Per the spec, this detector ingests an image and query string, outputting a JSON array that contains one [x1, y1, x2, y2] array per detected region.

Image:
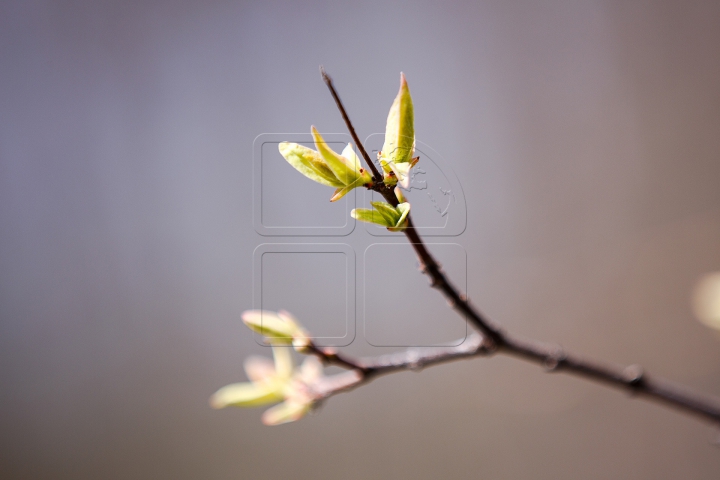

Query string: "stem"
[[320, 68, 720, 425], [501, 336, 720, 424], [320, 66, 382, 181], [306, 343, 369, 374], [312, 334, 490, 399]]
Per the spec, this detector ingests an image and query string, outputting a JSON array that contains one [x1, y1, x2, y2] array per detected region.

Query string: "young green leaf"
[[278, 142, 344, 187], [388, 202, 411, 232], [242, 310, 302, 344], [380, 73, 415, 188], [210, 381, 285, 409], [351, 202, 411, 231], [351, 208, 392, 227], [370, 201, 401, 225], [312, 126, 361, 186]]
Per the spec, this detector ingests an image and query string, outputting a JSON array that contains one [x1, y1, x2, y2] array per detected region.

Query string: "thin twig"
[[305, 343, 369, 374], [320, 66, 382, 181], [312, 332, 720, 425], [312, 334, 490, 399], [320, 67, 720, 425], [362, 333, 489, 376]]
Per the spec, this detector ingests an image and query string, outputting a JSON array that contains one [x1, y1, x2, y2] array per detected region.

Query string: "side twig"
[[320, 66, 382, 181], [320, 68, 720, 425], [309, 334, 490, 399]]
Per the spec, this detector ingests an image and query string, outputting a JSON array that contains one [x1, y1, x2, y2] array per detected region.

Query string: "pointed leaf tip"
[[209, 381, 284, 409], [381, 72, 415, 168], [311, 127, 362, 186], [278, 142, 343, 188], [241, 310, 299, 343]]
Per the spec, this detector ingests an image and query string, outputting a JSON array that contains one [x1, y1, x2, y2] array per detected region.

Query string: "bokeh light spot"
[[692, 272, 720, 330]]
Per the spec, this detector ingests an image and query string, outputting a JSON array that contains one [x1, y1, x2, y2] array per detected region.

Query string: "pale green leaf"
[[209, 381, 285, 409], [312, 126, 360, 186], [370, 201, 401, 225], [390, 161, 413, 189], [351, 208, 392, 227], [395, 202, 411, 225], [388, 202, 411, 232], [241, 310, 298, 343], [340, 144, 361, 172], [381, 72, 415, 167], [278, 142, 343, 187], [271, 344, 294, 380], [342, 144, 373, 184], [330, 184, 354, 203], [330, 176, 368, 202]]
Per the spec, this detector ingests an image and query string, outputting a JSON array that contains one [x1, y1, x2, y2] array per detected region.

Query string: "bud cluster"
[[278, 73, 419, 232], [210, 310, 322, 425]]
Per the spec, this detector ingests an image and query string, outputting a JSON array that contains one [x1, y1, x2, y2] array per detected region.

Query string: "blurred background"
[[2, 0, 720, 478]]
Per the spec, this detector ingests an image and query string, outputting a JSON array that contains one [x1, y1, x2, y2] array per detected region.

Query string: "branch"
[[309, 334, 490, 399], [321, 68, 720, 425], [319, 67, 382, 181]]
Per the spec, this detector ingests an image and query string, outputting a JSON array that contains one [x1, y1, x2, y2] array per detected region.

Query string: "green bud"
[[351, 201, 411, 232], [242, 310, 301, 344], [370, 201, 401, 225], [312, 126, 359, 186], [209, 345, 297, 410], [279, 129, 372, 202], [382, 170, 398, 186], [387, 202, 411, 232], [380, 73, 415, 189]]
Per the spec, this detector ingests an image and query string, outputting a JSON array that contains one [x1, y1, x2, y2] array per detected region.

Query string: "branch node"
[[623, 364, 645, 390], [543, 346, 566, 372], [407, 351, 422, 371]]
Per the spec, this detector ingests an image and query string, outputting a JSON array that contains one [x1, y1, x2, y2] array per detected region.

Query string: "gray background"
[[2, 0, 720, 478]]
